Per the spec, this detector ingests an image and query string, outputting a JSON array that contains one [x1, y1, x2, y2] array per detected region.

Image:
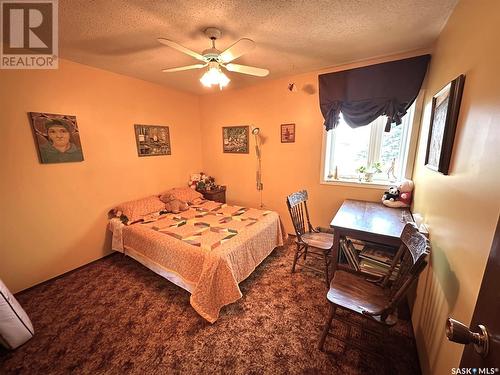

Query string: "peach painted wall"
[[198, 51, 428, 234], [0, 59, 202, 292], [410, 0, 500, 373]]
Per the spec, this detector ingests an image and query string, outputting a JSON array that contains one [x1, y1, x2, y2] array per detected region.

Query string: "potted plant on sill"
[[356, 162, 382, 182]]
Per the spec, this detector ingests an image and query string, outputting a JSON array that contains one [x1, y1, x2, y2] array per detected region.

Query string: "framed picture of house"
[[134, 125, 171, 157], [222, 126, 249, 153], [281, 123, 295, 143], [425, 74, 465, 175], [28, 112, 84, 164]]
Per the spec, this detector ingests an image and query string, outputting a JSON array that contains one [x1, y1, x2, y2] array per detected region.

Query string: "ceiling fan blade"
[[225, 63, 269, 77], [219, 38, 255, 63], [157, 38, 206, 62], [162, 64, 207, 73]]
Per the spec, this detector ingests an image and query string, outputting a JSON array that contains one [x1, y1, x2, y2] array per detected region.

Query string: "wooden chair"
[[286, 190, 333, 287], [318, 222, 430, 351]]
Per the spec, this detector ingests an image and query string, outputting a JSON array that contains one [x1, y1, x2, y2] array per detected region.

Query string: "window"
[[322, 103, 416, 185]]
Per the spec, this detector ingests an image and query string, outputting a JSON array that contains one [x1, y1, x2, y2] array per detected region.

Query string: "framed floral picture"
[[29, 112, 84, 164], [134, 125, 171, 157], [281, 123, 295, 143], [222, 126, 249, 153], [425, 74, 465, 174]]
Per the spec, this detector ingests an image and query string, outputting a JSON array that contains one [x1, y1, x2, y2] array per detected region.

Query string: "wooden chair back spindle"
[[286, 190, 313, 240]]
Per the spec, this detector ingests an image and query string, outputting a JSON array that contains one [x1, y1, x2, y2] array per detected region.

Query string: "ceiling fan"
[[158, 27, 269, 89]]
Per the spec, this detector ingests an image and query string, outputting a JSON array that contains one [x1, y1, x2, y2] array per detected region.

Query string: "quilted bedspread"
[[120, 202, 286, 323]]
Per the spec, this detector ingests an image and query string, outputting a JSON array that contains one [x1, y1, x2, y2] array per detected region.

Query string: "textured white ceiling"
[[59, 0, 458, 94]]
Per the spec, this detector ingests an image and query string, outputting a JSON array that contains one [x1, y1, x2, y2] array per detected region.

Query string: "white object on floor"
[[109, 217, 125, 252], [0, 279, 34, 349]]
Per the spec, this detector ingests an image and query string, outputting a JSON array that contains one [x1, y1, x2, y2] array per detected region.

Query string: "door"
[[446, 216, 500, 370]]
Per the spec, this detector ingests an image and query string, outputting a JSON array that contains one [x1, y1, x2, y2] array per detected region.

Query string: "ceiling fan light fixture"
[[216, 71, 230, 89], [159, 28, 267, 89], [200, 63, 230, 89]]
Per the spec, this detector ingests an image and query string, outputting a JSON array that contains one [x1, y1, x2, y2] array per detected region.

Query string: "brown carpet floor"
[[0, 243, 421, 374]]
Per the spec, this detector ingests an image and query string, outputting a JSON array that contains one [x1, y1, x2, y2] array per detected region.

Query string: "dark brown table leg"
[[330, 228, 341, 279]]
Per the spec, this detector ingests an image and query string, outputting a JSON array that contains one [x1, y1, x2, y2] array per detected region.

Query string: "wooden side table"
[[330, 199, 412, 274], [197, 186, 226, 203]]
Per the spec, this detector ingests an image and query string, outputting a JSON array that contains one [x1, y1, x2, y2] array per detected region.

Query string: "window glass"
[[323, 103, 415, 183], [332, 119, 370, 178], [380, 124, 403, 167]]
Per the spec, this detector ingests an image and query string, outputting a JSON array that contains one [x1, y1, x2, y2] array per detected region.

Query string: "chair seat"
[[327, 271, 389, 315], [299, 232, 334, 250]]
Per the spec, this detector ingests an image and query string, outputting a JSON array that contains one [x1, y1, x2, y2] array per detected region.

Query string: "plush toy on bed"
[[162, 194, 189, 214], [382, 179, 414, 208]]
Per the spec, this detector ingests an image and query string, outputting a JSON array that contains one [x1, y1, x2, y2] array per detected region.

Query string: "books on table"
[[340, 238, 360, 271], [359, 246, 394, 266], [339, 237, 398, 277]]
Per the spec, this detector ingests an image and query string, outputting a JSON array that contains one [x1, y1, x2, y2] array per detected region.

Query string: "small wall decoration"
[[222, 126, 249, 153], [425, 74, 465, 174], [134, 125, 171, 157], [281, 123, 296, 143], [29, 112, 84, 164]]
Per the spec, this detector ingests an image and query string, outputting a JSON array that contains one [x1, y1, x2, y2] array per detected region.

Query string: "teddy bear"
[[164, 199, 188, 214], [162, 194, 189, 214], [382, 179, 414, 208], [382, 186, 400, 202]]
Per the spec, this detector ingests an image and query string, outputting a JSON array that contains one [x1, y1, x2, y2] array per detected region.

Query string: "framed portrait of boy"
[[29, 112, 84, 164]]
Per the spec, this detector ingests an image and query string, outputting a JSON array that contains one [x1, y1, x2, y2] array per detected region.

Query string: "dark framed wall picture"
[[425, 74, 465, 175], [134, 124, 171, 157], [222, 126, 249, 153], [29, 112, 84, 164], [281, 123, 295, 143]]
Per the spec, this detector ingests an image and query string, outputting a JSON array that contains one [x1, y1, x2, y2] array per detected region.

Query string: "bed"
[[109, 200, 285, 323]]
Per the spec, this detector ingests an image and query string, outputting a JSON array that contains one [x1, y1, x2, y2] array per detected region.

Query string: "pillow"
[[113, 195, 165, 225], [158, 191, 175, 203], [160, 187, 203, 205], [0, 278, 34, 349]]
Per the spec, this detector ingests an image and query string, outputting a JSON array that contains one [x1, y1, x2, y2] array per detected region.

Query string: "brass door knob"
[[446, 317, 489, 357]]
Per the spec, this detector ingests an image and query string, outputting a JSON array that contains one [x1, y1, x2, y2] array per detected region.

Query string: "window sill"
[[320, 178, 390, 189]]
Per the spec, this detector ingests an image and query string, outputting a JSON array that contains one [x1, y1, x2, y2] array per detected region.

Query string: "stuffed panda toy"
[[382, 186, 400, 202], [382, 180, 414, 208]]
